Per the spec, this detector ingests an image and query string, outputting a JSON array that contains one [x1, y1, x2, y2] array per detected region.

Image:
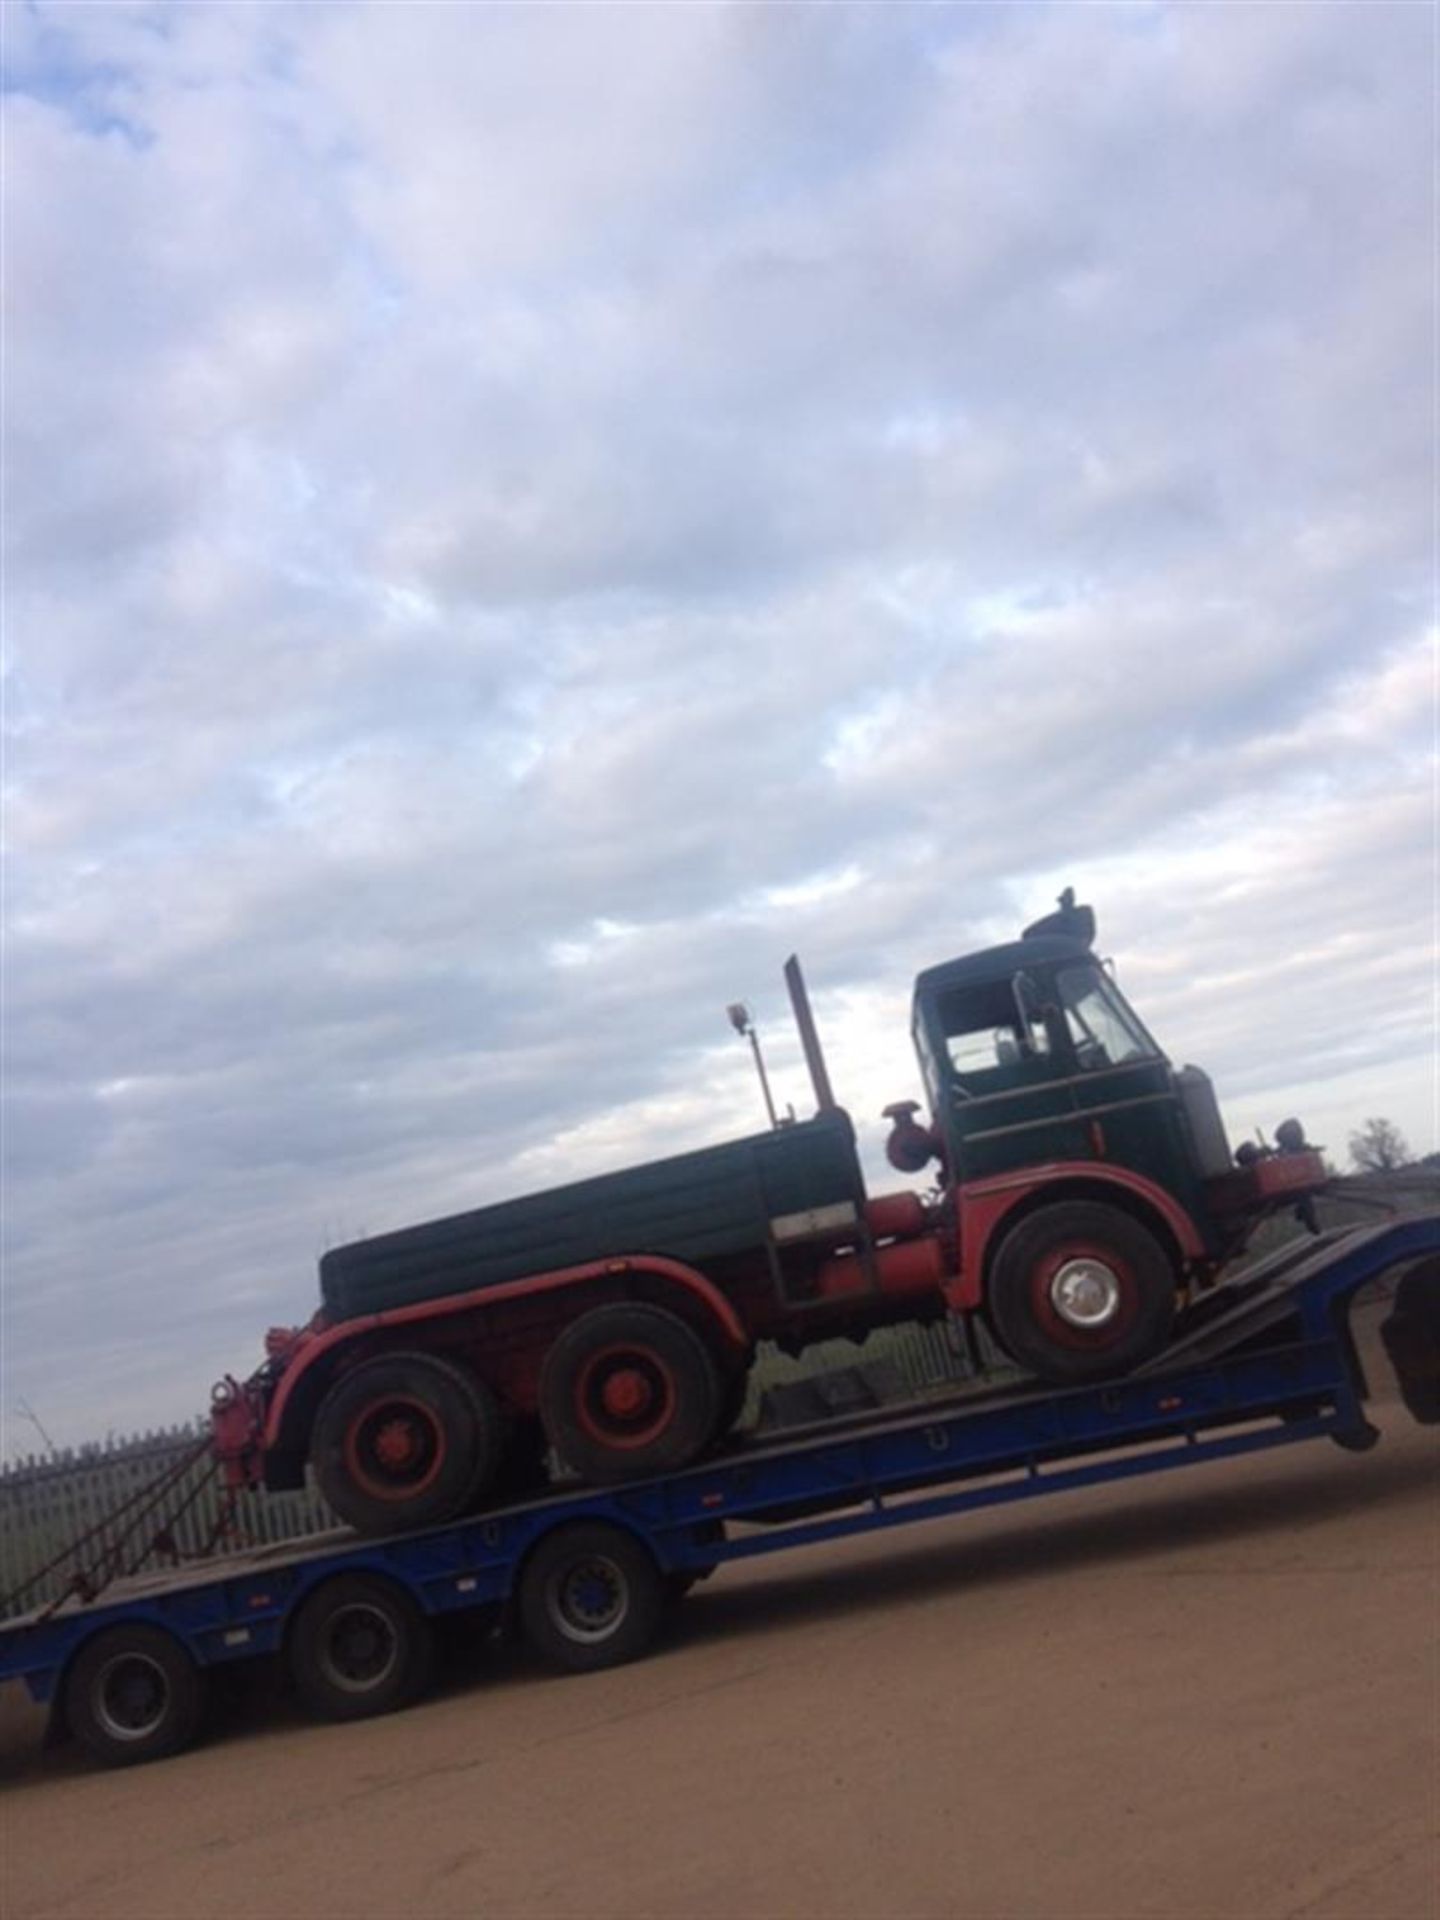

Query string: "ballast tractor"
[[212, 891, 1327, 1535]]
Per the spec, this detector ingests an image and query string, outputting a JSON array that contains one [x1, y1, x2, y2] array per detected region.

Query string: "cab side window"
[[938, 980, 1052, 1095]]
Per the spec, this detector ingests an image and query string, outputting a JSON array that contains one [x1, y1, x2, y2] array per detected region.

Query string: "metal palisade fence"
[[0, 1420, 336, 1622]]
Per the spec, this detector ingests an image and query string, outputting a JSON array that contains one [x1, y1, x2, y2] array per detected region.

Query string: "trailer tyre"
[[540, 1304, 721, 1483], [518, 1521, 666, 1673], [64, 1623, 207, 1767], [989, 1201, 1176, 1384], [1380, 1257, 1440, 1424], [313, 1350, 503, 1535], [289, 1573, 434, 1722]]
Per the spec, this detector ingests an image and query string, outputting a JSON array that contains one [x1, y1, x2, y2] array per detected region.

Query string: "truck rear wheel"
[[64, 1623, 207, 1767], [518, 1521, 666, 1672], [289, 1573, 434, 1721], [540, 1303, 721, 1484], [313, 1350, 503, 1535], [988, 1201, 1175, 1384]]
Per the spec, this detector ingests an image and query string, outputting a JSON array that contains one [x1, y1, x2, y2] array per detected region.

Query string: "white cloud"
[[3, 1, 1433, 1450]]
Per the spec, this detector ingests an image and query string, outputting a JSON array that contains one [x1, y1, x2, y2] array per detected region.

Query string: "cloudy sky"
[[3, 1, 1434, 1454]]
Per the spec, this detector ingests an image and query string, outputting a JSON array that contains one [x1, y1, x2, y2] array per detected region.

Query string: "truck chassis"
[[3, 1217, 1435, 1768]]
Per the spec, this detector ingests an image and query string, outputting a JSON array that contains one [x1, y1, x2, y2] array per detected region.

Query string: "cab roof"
[[913, 934, 1097, 1006]]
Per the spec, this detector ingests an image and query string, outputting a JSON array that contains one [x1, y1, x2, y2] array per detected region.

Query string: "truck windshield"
[[1056, 967, 1158, 1070]]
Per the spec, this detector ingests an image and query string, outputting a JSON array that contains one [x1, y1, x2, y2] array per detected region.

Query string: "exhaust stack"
[[784, 955, 838, 1115]]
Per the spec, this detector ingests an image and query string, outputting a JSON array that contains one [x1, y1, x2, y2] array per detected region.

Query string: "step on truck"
[[4, 1219, 1437, 1768], [211, 891, 1331, 1536]]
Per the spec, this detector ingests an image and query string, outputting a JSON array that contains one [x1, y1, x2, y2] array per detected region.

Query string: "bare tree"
[[1348, 1117, 1410, 1174]]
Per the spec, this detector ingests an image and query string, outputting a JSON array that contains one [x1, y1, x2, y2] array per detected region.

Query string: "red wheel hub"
[[574, 1344, 678, 1450], [600, 1368, 651, 1420], [343, 1395, 447, 1500], [1030, 1241, 1138, 1349], [373, 1417, 423, 1469]]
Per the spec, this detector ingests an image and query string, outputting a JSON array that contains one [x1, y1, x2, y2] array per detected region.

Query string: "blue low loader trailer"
[[3, 1217, 1437, 1769]]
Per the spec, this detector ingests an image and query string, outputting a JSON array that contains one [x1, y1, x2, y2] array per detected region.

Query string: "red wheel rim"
[[342, 1395, 448, 1501], [572, 1342, 679, 1451], [1026, 1241, 1140, 1351]]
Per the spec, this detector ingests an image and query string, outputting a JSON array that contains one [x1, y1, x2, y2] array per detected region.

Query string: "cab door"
[[926, 974, 1088, 1183]]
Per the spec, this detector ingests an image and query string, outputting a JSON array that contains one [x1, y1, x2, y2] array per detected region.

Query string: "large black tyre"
[[988, 1201, 1176, 1384], [288, 1572, 435, 1722], [539, 1304, 722, 1484], [312, 1350, 504, 1535], [63, 1623, 207, 1767], [1381, 1256, 1440, 1424], [518, 1521, 666, 1673]]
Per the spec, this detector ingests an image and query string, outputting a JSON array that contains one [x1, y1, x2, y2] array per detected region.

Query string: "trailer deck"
[[3, 1216, 1435, 1766]]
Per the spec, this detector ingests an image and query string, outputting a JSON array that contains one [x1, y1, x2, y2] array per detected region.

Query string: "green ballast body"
[[318, 1107, 865, 1321]]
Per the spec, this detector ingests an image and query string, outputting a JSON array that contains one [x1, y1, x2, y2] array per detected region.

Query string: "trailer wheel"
[[1380, 1257, 1440, 1424], [313, 1350, 503, 1535], [988, 1201, 1175, 1384], [540, 1303, 721, 1483], [518, 1521, 665, 1673], [63, 1624, 207, 1767], [289, 1573, 434, 1722]]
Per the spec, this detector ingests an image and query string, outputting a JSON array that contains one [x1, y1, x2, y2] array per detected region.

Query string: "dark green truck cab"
[[912, 933, 1227, 1257]]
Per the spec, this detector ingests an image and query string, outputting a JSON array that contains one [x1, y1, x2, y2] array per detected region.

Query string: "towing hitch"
[[210, 1375, 267, 1490]]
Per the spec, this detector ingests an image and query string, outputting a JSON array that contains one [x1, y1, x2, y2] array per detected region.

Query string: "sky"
[[2, 0, 1435, 1455]]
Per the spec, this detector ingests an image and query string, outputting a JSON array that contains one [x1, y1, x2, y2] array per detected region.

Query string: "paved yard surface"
[[1, 1313, 1435, 1920]]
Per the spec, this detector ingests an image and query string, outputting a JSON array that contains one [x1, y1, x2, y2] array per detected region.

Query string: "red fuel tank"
[[813, 1229, 947, 1307], [864, 1190, 928, 1242]]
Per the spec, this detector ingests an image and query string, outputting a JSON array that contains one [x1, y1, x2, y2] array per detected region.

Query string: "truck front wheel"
[[313, 1351, 503, 1535], [540, 1304, 721, 1484], [988, 1202, 1176, 1384]]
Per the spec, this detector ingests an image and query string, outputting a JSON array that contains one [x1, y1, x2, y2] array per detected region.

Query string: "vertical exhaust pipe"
[[784, 955, 838, 1114]]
